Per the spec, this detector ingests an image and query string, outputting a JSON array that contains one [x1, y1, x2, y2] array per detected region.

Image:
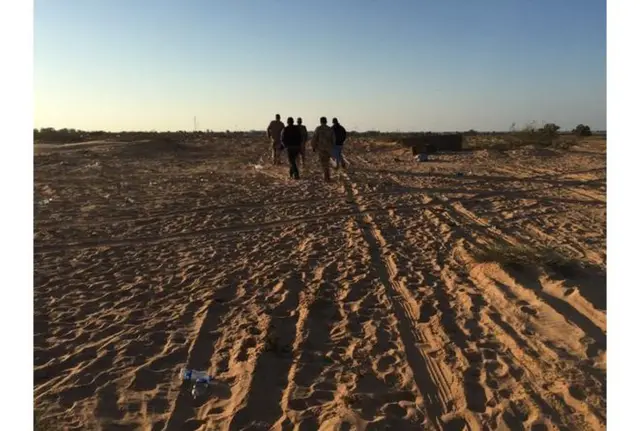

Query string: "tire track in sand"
[[495, 163, 605, 204], [417, 196, 605, 430], [274, 262, 341, 430], [340, 171, 462, 430], [160, 286, 242, 431], [227, 243, 333, 429], [34, 202, 439, 253], [417, 207, 582, 429], [404, 174, 606, 353], [441, 198, 606, 355], [371, 167, 604, 428], [194, 231, 337, 430], [425, 193, 606, 359], [161, 257, 291, 431], [355, 182, 560, 428]]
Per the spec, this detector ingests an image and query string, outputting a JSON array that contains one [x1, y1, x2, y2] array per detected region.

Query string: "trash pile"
[[181, 369, 213, 400]]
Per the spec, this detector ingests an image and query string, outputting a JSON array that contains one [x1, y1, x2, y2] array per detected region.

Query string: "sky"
[[34, 0, 606, 132]]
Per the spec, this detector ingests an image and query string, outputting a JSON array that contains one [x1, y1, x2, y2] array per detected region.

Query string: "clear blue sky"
[[34, 0, 606, 132]]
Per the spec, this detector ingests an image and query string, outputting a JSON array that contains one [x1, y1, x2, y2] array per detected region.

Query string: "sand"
[[34, 135, 606, 430]]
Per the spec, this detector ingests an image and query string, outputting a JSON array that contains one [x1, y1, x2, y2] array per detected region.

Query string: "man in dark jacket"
[[331, 117, 347, 169], [282, 117, 303, 179]]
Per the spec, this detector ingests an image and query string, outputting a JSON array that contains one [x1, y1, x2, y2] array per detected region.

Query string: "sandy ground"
[[34, 136, 606, 431]]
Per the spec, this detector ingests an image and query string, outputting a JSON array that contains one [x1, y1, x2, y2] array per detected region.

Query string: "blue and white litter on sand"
[[414, 153, 428, 162], [181, 369, 214, 399]]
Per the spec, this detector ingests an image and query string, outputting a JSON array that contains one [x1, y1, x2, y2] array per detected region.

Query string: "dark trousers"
[[286, 146, 301, 179], [333, 144, 345, 168], [299, 143, 306, 166]]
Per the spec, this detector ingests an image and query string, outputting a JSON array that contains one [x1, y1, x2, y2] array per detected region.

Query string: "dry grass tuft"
[[474, 243, 588, 277], [34, 408, 60, 431], [465, 135, 580, 152]]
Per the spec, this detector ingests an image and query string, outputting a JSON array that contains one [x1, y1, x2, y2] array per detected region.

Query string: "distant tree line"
[[34, 127, 102, 143], [33, 128, 273, 144], [33, 123, 602, 144]]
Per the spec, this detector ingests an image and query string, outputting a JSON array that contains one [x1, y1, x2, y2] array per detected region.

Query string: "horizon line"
[[34, 127, 607, 134]]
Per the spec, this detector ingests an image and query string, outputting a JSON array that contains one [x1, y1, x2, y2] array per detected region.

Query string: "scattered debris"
[[181, 369, 214, 400], [474, 148, 507, 159], [191, 378, 210, 399]]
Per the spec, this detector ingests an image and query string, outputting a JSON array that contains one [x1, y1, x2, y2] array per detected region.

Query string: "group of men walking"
[[267, 114, 347, 182]]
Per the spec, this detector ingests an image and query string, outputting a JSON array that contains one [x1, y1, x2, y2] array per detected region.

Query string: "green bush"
[[572, 124, 593, 136]]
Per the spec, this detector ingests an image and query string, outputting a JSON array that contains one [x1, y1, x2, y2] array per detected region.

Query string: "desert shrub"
[[473, 242, 591, 277], [506, 122, 566, 148], [513, 122, 558, 146], [551, 136, 579, 150], [464, 122, 568, 151], [539, 123, 560, 136], [572, 124, 593, 137]]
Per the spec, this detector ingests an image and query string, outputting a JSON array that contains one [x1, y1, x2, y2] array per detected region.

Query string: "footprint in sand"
[[517, 300, 538, 316]]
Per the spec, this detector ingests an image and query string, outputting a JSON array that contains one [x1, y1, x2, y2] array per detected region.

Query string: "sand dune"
[[34, 135, 606, 430]]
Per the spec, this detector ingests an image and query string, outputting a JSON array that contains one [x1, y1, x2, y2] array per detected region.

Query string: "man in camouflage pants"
[[310, 117, 336, 182], [267, 114, 285, 165]]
